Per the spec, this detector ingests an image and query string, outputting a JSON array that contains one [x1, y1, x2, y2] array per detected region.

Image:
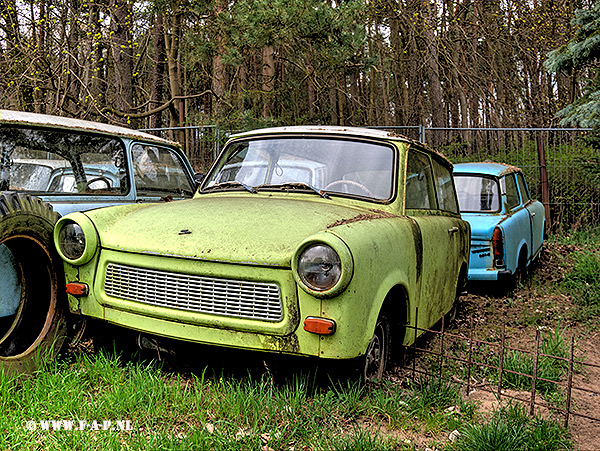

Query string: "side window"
[[504, 174, 520, 209], [432, 158, 459, 214], [132, 144, 195, 196], [405, 150, 435, 209], [516, 173, 531, 203]]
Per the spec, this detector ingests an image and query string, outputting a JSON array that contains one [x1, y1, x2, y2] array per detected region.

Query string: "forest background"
[[0, 0, 590, 131]]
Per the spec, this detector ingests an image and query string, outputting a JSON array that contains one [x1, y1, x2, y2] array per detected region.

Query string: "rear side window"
[[405, 150, 435, 209], [503, 174, 520, 209], [432, 158, 458, 214], [516, 172, 531, 203]]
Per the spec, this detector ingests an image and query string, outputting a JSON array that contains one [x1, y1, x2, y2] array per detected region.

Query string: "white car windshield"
[[454, 174, 501, 212], [205, 137, 395, 201]]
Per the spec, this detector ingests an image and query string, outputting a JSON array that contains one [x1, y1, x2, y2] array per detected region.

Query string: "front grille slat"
[[104, 263, 283, 322]]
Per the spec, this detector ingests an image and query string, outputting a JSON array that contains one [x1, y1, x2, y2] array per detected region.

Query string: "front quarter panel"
[[317, 216, 419, 358]]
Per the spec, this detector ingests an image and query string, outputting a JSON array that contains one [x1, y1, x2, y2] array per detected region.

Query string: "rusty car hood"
[[85, 194, 382, 267]]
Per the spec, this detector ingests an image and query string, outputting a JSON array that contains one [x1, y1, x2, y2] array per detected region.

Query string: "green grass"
[[0, 350, 444, 450], [446, 403, 571, 451], [1, 347, 557, 451]]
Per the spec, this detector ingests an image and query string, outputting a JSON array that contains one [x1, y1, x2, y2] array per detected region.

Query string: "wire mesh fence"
[[399, 308, 600, 429], [145, 125, 597, 231]]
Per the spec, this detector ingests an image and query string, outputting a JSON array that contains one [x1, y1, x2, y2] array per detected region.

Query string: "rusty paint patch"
[[326, 209, 400, 228], [499, 164, 522, 177], [478, 160, 522, 177], [407, 217, 423, 281]]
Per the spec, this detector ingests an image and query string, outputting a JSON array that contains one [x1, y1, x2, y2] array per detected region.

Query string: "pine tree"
[[545, 2, 600, 127]]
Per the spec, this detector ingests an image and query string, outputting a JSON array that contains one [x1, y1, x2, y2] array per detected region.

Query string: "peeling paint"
[[327, 210, 399, 228]]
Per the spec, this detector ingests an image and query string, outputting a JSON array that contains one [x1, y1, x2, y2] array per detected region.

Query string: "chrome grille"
[[104, 263, 283, 322]]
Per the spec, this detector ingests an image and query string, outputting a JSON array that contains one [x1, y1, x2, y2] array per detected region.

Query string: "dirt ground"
[[439, 243, 600, 451]]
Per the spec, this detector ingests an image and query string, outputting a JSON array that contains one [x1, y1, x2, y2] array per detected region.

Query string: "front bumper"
[[63, 249, 369, 360]]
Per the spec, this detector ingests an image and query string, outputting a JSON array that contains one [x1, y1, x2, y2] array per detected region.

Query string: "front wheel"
[[362, 314, 391, 383]]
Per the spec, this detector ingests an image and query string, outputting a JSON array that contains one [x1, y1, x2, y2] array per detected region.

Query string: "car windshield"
[[204, 137, 395, 201], [454, 174, 501, 212], [0, 126, 129, 195]]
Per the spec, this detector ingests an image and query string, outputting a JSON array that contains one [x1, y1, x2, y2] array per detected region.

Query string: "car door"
[[500, 173, 532, 271], [405, 149, 465, 330], [517, 172, 544, 256]]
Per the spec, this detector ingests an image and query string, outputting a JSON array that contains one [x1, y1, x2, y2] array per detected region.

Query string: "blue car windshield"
[[454, 174, 501, 212], [204, 137, 395, 201], [0, 126, 129, 195]]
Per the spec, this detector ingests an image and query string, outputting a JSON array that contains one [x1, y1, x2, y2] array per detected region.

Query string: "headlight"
[[297, 244, 342, 291], [58, 222, 86, 260], [54, 213, 99, 265]]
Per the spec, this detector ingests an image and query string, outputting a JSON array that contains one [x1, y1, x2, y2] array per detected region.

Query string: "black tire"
[[0, 192, 66, 375], [362, 314, 391, 383], [511, 250, 528, 292]]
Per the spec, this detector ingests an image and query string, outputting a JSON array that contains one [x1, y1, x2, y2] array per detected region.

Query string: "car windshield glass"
[[204, 137, 395, 200], [0, 126, 129, 195], [454, 174, 501, 212]]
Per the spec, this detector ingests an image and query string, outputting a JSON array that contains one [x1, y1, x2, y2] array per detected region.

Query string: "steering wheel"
[[85, 176, 112, 190], [323, 179, 375, 197]]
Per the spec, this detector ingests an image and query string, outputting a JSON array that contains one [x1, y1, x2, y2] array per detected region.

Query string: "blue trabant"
[[453, 162, 545, 284], [0, 110, 197, 375]]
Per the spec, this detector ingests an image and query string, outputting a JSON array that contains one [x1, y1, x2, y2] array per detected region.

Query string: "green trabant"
[[54, 126, 469, 380]]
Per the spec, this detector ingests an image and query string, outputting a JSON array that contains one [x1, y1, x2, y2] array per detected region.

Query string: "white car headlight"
[[54, 213, 99, 265], [297, 244, 342, 291]]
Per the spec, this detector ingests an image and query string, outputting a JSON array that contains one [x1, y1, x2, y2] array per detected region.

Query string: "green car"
[[54, 126, 469, 380]]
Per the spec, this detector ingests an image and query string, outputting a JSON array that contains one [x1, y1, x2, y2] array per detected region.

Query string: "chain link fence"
[[146, 125, 597, 231]]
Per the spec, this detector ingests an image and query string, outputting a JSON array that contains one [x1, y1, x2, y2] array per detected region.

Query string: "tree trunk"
[[150, 13, 166, 130], [109, 0, 134, 122], [262, 45, 275, 118]]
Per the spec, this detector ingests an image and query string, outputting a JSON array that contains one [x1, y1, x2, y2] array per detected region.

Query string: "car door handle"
[[448, 226, 459, 233]]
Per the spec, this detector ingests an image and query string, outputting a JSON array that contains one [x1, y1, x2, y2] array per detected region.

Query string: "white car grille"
[[104, 263, 283, 322]]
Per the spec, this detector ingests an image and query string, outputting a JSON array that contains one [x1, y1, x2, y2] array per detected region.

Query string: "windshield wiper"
[[204, 181, 257, 194], [257, 182, 330, 199]]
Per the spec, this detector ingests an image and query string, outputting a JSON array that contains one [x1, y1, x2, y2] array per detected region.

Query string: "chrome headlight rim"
[[54, 213, 98, 266], [292, 235, 353, 298]]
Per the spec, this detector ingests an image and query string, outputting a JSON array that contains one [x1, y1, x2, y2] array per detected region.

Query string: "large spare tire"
[[0, 192, 66, 375]]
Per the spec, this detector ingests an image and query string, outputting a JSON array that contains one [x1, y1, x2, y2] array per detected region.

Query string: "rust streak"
[[327, 210, 399, 228]]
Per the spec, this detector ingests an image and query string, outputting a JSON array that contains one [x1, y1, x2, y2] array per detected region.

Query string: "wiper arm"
[[258, 182, 330, 199], [204, 181, 257, 194]]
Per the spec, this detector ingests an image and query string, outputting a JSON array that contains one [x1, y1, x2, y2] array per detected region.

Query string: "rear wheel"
[[0, 193, 66, 376], [511, 249, 528, 291]]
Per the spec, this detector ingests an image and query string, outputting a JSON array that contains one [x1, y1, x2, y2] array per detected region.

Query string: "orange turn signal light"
[[303, 317, 336, 335], [66, 282, 88, 296]]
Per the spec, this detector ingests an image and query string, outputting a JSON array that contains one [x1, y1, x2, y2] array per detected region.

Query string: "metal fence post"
[[564, 336, 575, 427], [530, 329, 541, 416], [536, 134, 552, 230]]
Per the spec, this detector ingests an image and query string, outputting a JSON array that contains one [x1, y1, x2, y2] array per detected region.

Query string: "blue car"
[[0, 110, 197, 374], [453, 162, 545, 285]]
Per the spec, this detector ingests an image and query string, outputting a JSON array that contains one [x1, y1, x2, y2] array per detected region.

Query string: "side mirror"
[[194, 173, 204, 187]]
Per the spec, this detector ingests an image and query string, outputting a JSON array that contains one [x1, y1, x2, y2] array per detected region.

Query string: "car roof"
[[453, 162, 522, 177], [0, 109, 178, 147], [229, 125, 453, 165]]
